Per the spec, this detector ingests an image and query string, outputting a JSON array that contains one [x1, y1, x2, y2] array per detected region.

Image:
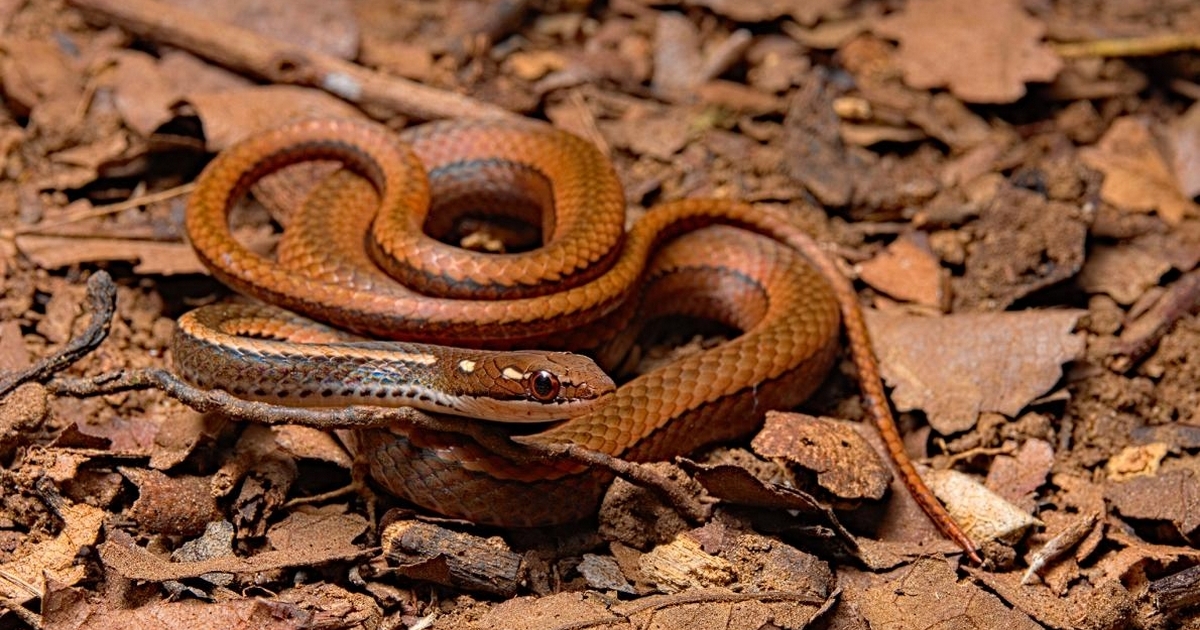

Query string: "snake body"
[[175, 118, 979, 561]]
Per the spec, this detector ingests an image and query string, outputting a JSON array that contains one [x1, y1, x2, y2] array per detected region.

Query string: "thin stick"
[[1054, 34, 1200, 58], [66, 0, 516, 121], [0, 272, 117, 397]]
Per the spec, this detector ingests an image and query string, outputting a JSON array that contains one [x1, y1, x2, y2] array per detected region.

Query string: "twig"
[[1148, 563, 1200, 618], [15, 184, 194, 235], [1054, 33, 1200, 58], [1021, 512, 1098, 585], [0, 596, 43, 629], [514, 439, 711, 523], [51, 367, 710, 521], [65, 0, 516, 121], [0, 271, 117, 397], [1110, 268, 1200, 372]]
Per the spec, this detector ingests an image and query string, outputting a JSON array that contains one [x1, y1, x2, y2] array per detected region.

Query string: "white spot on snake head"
[[458, 359, 476, 373], [502, 367, 524, 381]]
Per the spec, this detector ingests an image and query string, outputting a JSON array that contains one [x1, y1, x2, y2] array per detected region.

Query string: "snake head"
[[453, 351, 615, 422]]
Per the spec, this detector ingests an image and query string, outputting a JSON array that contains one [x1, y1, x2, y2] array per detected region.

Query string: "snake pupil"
[[529, 370, 560, 401]]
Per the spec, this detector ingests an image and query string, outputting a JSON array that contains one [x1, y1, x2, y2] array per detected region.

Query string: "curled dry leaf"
[[923, 468, 1040, 544], [872, 0, 1061, 103], [863, 309, 1085, 434]]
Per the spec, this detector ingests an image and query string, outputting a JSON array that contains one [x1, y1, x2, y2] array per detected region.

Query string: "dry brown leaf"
[[99, 513, 370, 582], [872, 0, 1062, 103], [1077, 243, 1173, 305], [0, 501, 104, 603], [0, 37, 79, 113], [163, 0, 359, 59], [857, 558, 1042, 629], [686, 0, 853, 26], [600, 111, 691, 160], [856, 231, 948, 309], [1105, 457, 1200, 539], [109, 50, 183, 138], [953, 184, 1089, 311], [985, 438, 1055, 511], [42, 582, 318, 629], [122, 469, 222, 537], [864, 309, 1085, 434], [682, 459, 826, 513], [464, 592, 620, 630], [1080, 116, 1198, 225], [1095, 528, 1200, 586], [183, 86, 366, 152], [970, 568, 1133, 630], [1169, 101, 1200, 198], [15, 234, 204, 275], [751, 412, 891, 500]]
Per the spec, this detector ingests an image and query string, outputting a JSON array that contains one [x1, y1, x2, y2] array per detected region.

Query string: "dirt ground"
[[2, 0, 1200, 628]]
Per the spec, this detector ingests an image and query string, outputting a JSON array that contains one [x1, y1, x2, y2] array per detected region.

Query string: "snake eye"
[[527, 370, 560, 402]]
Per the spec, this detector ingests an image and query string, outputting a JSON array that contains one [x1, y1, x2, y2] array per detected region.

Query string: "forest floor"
[[1, 0, 1200, 628]]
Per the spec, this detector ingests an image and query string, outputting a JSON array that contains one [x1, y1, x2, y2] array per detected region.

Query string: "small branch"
[[52, 365, 710, 522], [1110, 268, 1200, 372], [1054, 33, 1200, 58], [514, 439, 711, 523], [16, 184, 194, 236], [65, 0, 516, 121], [0, 271, 117, 398], [50, 368, 427, 430], [1021, 512, 1098, 585]]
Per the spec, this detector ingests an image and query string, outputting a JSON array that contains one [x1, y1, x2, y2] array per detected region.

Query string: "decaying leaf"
[[872, 0, 1062, 103], [1105, 458, 1200, 539], [864, 309, 1085, 433], [0, 500, 104, 603], [856, 558, 1042, 629]]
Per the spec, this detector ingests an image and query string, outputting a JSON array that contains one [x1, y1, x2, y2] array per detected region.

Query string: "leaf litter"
[[0, 0, 1199, 628]]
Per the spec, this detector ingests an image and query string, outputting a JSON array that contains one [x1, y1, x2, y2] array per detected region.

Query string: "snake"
[[174, 118, 980, 563]]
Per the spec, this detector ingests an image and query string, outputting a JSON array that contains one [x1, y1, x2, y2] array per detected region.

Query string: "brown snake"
[[175, 118, 980, 563]]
